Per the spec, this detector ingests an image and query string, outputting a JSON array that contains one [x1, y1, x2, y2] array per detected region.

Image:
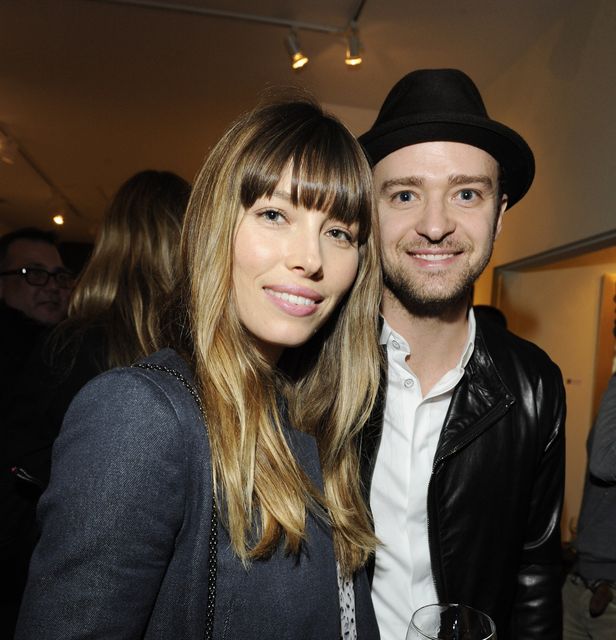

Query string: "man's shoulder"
[[0, 302, 49, 383], [474, 316, 562, 385], [0, 301, 45, 335]]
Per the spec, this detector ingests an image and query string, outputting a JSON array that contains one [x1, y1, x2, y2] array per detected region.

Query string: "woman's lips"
[[264, 286, 322, 317]]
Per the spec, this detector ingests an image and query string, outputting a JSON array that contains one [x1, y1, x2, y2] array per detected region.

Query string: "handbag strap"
[[132, 362, 217, 638]]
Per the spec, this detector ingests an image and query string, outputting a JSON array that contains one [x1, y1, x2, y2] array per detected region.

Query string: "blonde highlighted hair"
[[180, 96, 382, 575]]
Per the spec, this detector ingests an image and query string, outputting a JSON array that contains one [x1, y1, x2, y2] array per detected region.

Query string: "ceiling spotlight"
[[345, 27, 362, 66], [49, 193, 67, 225], [285, 30, 308, 70]]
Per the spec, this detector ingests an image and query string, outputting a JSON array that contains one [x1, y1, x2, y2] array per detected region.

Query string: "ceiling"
[[0, 0, 571, 241]]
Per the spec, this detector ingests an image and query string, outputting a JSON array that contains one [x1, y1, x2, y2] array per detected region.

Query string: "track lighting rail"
[[89, 0, 365, 35]]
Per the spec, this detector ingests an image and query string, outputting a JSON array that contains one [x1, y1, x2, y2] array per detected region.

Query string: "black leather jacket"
[[360, 316, 566, 640]]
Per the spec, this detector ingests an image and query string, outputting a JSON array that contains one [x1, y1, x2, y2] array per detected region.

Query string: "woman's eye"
[[259, 209, 285, 223], [327, 228, 353, 244]]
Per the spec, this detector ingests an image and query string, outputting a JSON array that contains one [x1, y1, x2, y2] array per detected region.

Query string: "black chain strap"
[[132, 362, 218, 639]]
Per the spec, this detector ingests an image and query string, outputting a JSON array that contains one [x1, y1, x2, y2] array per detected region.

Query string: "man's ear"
[[494, 194, 508, 239]]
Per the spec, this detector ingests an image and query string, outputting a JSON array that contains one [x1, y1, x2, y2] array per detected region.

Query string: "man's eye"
[[393, 191, 414, 203], [458, 189, 478, 201]]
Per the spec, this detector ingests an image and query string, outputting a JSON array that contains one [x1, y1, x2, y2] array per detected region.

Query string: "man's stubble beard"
[[382, 237, 496, 318]]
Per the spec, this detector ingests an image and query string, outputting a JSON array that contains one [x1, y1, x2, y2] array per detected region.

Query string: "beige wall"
[[475, 0, 616, 303], [484, 0, 616, 538], [325, 103, 376, 140], [497, 246, 616, 539]]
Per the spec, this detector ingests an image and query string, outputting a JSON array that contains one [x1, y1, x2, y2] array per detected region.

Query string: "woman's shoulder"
[[64, 348, 204, 450], [139, 347, 190, 368], [133, 348, 195, 384], [82, 348, 193, 398]]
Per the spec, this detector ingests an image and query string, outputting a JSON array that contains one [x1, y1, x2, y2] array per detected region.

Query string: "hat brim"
[[359, 113, 535, 208]]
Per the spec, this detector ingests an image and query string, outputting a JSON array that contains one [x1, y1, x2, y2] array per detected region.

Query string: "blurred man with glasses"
[[0, 227, 73, 327], [0, 227, 74, 414], [0, 227, 73, 634]]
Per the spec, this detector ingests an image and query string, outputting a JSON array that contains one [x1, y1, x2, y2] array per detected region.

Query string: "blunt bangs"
[[239, 101, 372, 244]]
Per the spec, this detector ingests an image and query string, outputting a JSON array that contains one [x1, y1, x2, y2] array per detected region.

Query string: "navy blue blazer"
[[16, 349, 379, 639]]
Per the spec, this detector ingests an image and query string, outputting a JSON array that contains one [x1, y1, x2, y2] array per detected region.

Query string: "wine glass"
[[406, 603, 496, 640]]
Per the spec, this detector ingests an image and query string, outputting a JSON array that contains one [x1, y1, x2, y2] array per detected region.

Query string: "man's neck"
[[382, 289, 470, 395]]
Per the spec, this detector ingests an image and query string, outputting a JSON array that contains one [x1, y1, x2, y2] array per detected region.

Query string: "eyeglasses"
[[0, 267, 75, 289]]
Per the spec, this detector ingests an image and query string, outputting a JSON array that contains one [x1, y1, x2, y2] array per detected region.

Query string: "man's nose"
[[43, 275, 61, 292], [414, 199, 456, 243]]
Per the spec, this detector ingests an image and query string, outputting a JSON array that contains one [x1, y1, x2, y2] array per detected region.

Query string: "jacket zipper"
[[427, 396, 515, 600]]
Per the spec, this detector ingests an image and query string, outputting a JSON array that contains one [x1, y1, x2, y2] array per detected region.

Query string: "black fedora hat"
[[359, 68, 535, 208]]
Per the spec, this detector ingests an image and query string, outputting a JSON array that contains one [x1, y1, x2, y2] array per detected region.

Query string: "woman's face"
[[233, 165, 360, 363]]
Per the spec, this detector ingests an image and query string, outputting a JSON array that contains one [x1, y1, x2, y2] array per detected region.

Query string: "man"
[[0, 227, 72, 399], [563, 374, 616, 638], [0, 227, 72, 327], [0, 227, 72, 635], [359, 69, 566, 639]]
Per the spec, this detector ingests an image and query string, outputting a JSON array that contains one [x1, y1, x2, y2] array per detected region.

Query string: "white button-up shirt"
[[370, 312, 476, 640]]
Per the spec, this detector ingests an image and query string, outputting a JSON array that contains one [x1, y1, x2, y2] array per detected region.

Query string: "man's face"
[[0, 239, 69, 325], [373, 141, 507, 316]]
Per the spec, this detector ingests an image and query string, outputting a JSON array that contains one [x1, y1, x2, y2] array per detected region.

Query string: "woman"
[[16, 97, 382, 639], [64, 169, 190, 368]]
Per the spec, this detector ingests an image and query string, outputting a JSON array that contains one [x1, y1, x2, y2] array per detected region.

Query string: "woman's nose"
[[285, 230, 323, 279]]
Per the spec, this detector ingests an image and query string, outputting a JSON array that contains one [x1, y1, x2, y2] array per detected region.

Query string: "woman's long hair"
[[61, 170, 190, 368], [180, 96, 382, 576]]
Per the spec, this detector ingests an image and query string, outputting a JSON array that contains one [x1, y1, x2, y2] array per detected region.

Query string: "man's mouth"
[[411, 252, 456, 262]]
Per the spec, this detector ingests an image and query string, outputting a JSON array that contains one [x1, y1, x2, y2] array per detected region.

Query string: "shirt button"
[[404, 379, 414, 388], [392, 340, 400, 349]]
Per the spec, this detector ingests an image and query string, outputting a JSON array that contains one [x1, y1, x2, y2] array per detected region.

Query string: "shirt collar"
[[460, 308, 476, 369], [379, 316, 395, 346], [379, 308, 476, 370]]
